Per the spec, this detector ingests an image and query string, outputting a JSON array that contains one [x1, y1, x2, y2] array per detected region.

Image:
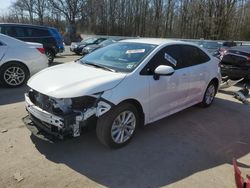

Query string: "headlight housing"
[[71, 96, 97, 111]]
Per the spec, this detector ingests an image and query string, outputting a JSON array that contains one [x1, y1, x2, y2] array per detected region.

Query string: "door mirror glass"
[[154, 65, 174, 76]]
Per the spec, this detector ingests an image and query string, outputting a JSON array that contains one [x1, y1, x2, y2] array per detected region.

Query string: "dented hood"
[[28, 62, 126, 98]]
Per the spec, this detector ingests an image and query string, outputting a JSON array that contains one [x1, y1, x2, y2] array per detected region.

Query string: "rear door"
[[180, 45, 211, 102]]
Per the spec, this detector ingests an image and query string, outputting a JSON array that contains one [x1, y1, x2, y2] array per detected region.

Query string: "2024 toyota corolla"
[[25, 38, 221, 148]]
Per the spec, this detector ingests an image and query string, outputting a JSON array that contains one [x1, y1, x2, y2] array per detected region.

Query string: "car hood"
[[28, 62, 127, 98]]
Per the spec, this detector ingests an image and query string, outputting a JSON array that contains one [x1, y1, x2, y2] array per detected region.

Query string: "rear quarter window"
[[181, 45, 210, 67]]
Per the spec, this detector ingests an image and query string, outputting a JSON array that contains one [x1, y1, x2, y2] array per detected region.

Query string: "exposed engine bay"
[[25, 89, 112, 139]]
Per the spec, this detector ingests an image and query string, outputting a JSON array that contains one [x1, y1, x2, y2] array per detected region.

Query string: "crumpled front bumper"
[[25, 93, 64, 128], [24, 92, 112, 140], [24, 93, 80, 139]]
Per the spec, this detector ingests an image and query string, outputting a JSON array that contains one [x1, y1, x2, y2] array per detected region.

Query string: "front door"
[[141, 45, 191, 122]]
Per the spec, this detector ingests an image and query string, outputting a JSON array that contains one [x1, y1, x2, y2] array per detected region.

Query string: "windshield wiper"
[[84, 62, 116, 72]]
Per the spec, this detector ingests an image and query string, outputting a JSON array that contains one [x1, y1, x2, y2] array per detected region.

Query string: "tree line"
[[1, 0, 250, 41]]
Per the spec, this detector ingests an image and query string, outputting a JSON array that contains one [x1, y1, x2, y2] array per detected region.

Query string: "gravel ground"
[[0, 47, 250, 188]]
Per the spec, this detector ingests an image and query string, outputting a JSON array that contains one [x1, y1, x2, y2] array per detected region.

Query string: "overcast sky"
[[0, 0, 12, 15]]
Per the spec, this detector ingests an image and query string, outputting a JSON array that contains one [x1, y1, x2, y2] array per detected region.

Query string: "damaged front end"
[[24, 89, 112, 139]]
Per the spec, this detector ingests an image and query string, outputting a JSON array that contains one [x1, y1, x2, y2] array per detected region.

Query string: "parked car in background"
[[220, 45, 250, 79], [0, 34, 48, 87], [181, 39, 238, 58], [181, 39, 222, 55], [70, 37, 107, 55], [25, 38, 220, 148], [198, 40, 223, 54], [213, 41, 238, 59], [81, 37, 125, 55], [0, 23, 64, 64]]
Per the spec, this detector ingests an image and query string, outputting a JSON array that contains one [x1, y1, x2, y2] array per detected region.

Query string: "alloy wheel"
[[3, 66, 25, 86], [205, 84, 215, 104], [111, 110, 136, 144]]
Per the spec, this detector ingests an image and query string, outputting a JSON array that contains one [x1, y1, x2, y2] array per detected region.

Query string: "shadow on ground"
[[0, 85, 28, 105], [31, 97, 250, 188]]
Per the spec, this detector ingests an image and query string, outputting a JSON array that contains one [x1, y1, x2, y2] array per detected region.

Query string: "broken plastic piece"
[[1, 129, 8, 133], [220, 78, 244, 89], [72, 121, 80, 137], [233, 91, 250, 105], [13, 171, 24, 182]]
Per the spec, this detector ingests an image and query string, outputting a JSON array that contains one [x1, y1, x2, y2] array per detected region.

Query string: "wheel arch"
[[117, 98, 145, 126], [0, 60, 30, 76], [209, 77, 219, 92]]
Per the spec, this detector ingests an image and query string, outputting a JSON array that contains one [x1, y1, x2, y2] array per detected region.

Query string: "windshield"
[[79, 42, 156, 72], [81, 37, 97, 44]]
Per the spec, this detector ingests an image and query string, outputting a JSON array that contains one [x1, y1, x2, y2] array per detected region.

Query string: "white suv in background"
[[0, 34, 48, 87], [25, 38, 221, 148]]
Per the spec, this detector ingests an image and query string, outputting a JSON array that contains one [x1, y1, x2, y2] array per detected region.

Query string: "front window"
[[79, 42, 156, 72]]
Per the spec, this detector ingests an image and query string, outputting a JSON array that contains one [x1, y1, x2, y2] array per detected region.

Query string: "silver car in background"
[[0, 34, 48, 87]]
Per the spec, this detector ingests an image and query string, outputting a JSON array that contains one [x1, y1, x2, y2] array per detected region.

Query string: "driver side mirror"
[[153, 65, 175, 80]]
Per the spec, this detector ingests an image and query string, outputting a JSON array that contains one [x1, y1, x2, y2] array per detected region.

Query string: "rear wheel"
[[199, 82, 217, 107], [45, 50, 55, 64], [96, 103, 139, 148], [0, 62, 29, 87]]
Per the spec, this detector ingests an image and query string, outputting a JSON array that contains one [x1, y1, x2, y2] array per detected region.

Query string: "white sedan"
[[25, 38, 221, 148], [0, 34, 48, 87]]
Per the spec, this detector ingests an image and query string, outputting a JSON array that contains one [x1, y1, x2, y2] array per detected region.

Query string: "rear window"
[[0, 25, 50, 38], [49, 28, 62, 39]]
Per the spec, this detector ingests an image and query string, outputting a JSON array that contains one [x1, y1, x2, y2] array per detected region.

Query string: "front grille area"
[[28, 90, 54, 113]]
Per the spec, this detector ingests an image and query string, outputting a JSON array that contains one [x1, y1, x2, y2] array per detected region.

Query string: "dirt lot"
[[1, 47, 250, 188]]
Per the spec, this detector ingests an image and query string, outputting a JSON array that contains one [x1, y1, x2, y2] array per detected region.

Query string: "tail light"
[[37, 48, 45, 54], [220, 48, 226, 52]]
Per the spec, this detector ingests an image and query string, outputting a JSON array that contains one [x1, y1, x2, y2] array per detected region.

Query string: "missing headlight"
[[71, 96, 97, 110]]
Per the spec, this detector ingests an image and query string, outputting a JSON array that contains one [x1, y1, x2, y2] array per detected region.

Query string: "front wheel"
[[199, 82, 217, 107], [96, 103, 139, 149]]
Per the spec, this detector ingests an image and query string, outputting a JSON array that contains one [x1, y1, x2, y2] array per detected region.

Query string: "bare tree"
[[49, 0, 86, 40], [2, 0, 250, 41]]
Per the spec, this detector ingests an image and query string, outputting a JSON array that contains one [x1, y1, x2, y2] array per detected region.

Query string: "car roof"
[[120, 38, 186, 46], [0, 23, 55, 30]]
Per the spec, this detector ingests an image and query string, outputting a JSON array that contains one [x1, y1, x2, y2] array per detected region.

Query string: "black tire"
[[96, 103, 139, 149], [0, 62, 29, 88], [199, 81, 217, 108], [45, 50, 55, 64]]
